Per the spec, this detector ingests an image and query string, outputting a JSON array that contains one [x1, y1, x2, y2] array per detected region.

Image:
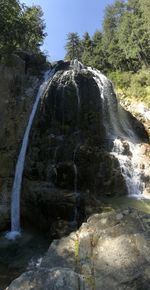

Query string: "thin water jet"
[[71, 143, 81, 227], [6, 68, 56, 240]]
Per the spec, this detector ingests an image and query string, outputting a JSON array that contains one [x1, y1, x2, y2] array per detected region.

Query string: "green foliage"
[[81, 32, 93, 66], [109, 69, 150, 107], [140, 0, 150, 32], [0, 0, 21, 55], [91, 31, 109, 72], [130, 70, 150, 100], [118, 1, 150, 68], [74, 239, 79, 260], [64, 0, 150, 73], [108, 71, 133, 90], [65, 33, 81, 61], [19, 5, 46, 52], [0, 0, 46, 58]]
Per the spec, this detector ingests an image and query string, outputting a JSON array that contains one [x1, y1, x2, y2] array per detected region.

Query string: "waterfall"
[[57, 71, 69, 129], [73, 163, 78, 195], [72, 71, 80, 111], [71, 143, 81, 227], [128, 142, 145, 196], [70, 59, 84, 71], [112, 138, 145, 197], [62, 86, 65, 129], [6, 68, 56, 240], [71, 70, 81, 126], [88, 67, 108, 101], [52, 145, 60, 180], [88, 66, 146, 197], [88, 67, 138, 141], [70, 59, 82, 127]]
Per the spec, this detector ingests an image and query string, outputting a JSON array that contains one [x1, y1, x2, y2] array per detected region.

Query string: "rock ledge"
[[6, 208, 150, 290]]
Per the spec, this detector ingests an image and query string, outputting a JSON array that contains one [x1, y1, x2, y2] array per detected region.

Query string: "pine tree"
[[102, 0, 127, 71], [118, 0, 150, 68], [0, 0, 46, 57], [19, 5, 46, 53], [65, 33, 81, 61], [64, 0, 150, 72], [81, 32, 93, 66], [91, 31, 108, 71], [0, 0, 21, 55]]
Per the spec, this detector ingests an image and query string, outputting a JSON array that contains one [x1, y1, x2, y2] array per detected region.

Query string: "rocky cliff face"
[[0, 55, 44, 231], [0, 59, 150, 232], [20, 60, 150, 231]]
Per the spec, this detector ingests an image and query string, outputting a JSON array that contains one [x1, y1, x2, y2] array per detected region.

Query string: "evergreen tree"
[[19, 5, 46, 53], [140, 0, 150, 32], [0, 0, 46, 57], [0, 0, 21, 55], [64, 0, 150, 72], [81, 32, 93, 66], [65, 33, 81, 60], [91, 31, 108, 71], [118, 0, 150, 68], [102, 0, 127, 71]]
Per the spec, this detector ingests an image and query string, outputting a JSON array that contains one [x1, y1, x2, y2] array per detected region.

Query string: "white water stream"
[[6, 68, 56, 240], [112, 139, 145, 198], [88, 67, 146, 198], [70, 59, 83, 127], [71, 143, 81, 227], [71, 70, 81, 127]]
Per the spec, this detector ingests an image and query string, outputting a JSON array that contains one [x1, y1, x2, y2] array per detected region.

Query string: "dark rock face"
[[21, 61, 149, 230]]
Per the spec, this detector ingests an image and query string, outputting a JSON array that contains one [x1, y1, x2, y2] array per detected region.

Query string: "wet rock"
[[21, 180, 76, 232], [19, 61, 150, 230]]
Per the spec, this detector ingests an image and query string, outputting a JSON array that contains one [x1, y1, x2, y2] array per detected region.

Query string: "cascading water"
[[71, 71, 81, 113], [6, 68, 56, 240], [73, 143, 81, 194], [128, 142, 146, 196], [112, 138, 145, 197], [88, 67, 107, 101], [61, 86, 65, 129], [70, 59, 84, 71], [71, 143, 81, 227], [57, 70, 69, 128], [88, 67, 135, 139], [88, 66, 147, 198], [51, 145, 60, 181], [70, 61, 82, 127]]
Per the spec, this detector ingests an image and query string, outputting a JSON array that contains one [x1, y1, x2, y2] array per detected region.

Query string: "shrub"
[[108, 69, 150, 108]]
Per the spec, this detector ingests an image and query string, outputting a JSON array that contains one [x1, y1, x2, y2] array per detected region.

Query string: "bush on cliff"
[[108, 69, 150, 108]]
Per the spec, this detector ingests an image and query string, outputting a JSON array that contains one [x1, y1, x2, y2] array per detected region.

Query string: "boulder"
[[6, 268, 89, 290], [6, 208, 150, 290]]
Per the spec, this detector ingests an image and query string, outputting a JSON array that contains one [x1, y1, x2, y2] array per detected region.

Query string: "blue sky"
[[21, 0, 114, 61]]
